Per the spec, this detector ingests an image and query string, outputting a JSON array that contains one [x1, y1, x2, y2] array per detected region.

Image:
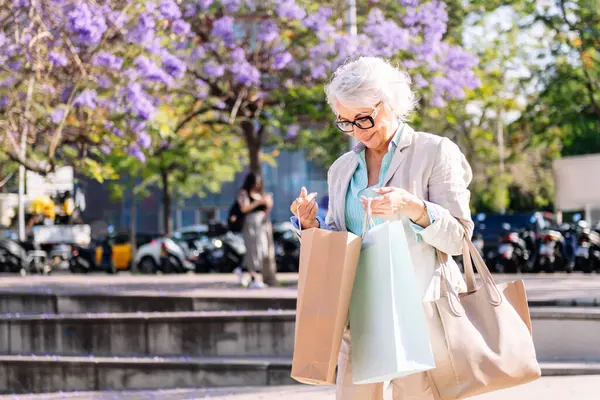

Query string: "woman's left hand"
[[361, 187, 425, 221]]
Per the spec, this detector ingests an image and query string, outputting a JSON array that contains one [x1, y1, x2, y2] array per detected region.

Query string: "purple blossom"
[[124, 83, 156, 120], [184, 4, 198, 17], [74, 90, 98, 110], [214, 100, 226, 109], [135, 55, 174, 86], [399, 0, 419, 6], [273, 52, 292, 70], [138, 132, 152, 149], [13, 0, 29, 7], [97, 75, 112, 89], [171, 20, 191, 36], [430, 96, 446, 108], [195, 80, 209, 99], [231, 48, 246, 63], [211, 16, 235, 47], [49, 51, 68, 67], [230, 62, 260, 86], [198, 0, 214, 10], [364, 9, 410, 57], [277, 0, 306, 20], [191, 46, 206, 61], [304, 7, 333, 38], [159, 0, 182, 20], [286, 124, 300, 139], [420, 1, 448, 44], [126, 143, 146, 163], [100, 145, 112, 155], [92, 51, 123, 70], [0, 97, 9, 108], [129, 120, 147, 134], [221, 0, 242, 13], [128, 12, 155, 44], [8, 61, 22, 71], [204, 62, 225, 78], [161, 52, 186, 79], [144, 37, 164, 55], [51, 108, 65, 124], [67, 3, 107, 46], [413, 74, 428, 88], [258, 20, 279, 43]]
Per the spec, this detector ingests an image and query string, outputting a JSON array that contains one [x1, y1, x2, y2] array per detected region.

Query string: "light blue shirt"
[[291, 122, 439, 234]]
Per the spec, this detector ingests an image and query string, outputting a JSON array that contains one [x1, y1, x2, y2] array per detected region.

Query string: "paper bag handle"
[[361, 198, 375, 239]]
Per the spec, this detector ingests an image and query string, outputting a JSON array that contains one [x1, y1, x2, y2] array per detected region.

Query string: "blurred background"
[[0, 0, 599, 398]]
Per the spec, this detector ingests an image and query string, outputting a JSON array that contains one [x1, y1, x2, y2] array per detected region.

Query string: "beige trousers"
[[336, 330, 437, 400]]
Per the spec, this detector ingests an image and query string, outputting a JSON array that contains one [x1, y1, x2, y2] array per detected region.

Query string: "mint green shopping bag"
[[348, 217, 435, 384]]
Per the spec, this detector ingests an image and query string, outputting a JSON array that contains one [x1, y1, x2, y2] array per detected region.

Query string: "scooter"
[[534, 229, 568, 273], [496, 231, 530, 273], [574, 227, 600, 273]]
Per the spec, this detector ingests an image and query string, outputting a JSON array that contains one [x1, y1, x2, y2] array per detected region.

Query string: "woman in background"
[[236, 172, 276, 288]]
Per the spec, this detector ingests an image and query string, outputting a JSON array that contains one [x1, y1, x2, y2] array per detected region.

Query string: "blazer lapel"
[[383, 125, 415, 186], [337, 155, 359, 232]]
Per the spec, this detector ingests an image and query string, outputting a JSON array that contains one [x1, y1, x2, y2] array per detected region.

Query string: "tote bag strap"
[[437, 235, 503, 308]]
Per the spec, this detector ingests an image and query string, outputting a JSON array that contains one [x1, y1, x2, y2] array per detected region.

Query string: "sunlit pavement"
[[4, 376, 600, 399]]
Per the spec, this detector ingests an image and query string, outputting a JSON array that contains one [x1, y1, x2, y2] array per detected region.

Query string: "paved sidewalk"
[[4, 376, 600, 399], [0, 273, 599, 305]]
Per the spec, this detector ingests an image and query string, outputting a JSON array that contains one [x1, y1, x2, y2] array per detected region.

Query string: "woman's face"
[[335, 100, 396, 150], [253, 177, 263, 191]]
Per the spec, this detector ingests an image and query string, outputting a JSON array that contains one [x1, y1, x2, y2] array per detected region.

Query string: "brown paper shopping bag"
[[291, 227, 362, 385]]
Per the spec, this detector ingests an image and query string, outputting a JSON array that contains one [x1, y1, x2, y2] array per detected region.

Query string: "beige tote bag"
[[423, 238, 541, 399]]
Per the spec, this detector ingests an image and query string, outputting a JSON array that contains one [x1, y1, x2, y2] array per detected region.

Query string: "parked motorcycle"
[[0, 239, 27, 274], [495, 230, 531, 273], [273, 223, 300, 273], [534, 229, 569, 273], [192, 233, 246, 273], [574, 227, 600, 273]]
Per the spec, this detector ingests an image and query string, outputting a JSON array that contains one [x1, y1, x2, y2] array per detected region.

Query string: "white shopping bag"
[[349, 219, 435, 384]]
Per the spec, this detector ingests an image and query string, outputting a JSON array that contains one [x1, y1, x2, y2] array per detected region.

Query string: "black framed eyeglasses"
[[334, 102, 383, 133]]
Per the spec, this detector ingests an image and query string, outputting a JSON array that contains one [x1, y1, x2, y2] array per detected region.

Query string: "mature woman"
[[290, 56, 473, 399], [237, 172, 276, 288]]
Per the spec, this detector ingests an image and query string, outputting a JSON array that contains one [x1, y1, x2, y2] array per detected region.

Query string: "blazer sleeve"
[[418, 138, 474, 256], [324, 165, 341, 232]]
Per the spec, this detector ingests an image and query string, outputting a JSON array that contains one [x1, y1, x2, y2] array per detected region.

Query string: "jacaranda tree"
[[176, 0, 481, 176]]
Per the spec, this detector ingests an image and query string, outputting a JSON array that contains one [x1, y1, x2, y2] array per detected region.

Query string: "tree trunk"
[[242, 121, 263, 177], [160, 167, 172, 236]]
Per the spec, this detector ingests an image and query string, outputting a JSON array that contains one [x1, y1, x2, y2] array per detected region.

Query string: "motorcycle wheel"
[[139, 257, 158, 274]]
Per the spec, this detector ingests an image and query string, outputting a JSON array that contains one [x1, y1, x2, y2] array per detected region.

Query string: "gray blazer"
[[325, 124, 474, 300]]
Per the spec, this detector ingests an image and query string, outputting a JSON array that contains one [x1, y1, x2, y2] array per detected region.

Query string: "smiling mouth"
[[362, 131, 377, 142]]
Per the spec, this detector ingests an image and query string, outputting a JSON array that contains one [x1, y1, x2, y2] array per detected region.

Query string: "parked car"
[[95, 232, 158, 273]]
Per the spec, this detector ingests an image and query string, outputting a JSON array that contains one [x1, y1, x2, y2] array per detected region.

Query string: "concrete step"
[[0, 310, 296, 358], [0, 291, 297, 314], [0, 355, 597, 394], [1, 308, 599, 363], [0, 355, 294, 394]]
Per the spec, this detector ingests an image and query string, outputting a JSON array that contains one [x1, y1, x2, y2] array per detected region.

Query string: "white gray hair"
[[324, 56, 417, 121]]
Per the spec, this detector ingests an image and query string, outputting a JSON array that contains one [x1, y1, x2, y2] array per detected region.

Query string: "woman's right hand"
[[290, 187, 319, 229]]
